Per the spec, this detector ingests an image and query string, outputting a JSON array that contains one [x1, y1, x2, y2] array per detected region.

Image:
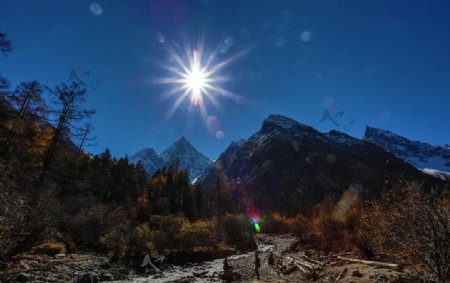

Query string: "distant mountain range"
[[363, 127, 450, 179], [129, 137, 212, 181], [130, 115, 448, 206], [199, 114, 442, 215]]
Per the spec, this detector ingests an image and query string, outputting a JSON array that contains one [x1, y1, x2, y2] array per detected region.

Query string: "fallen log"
[[336, 256, 401, 271], [289, 255, 322, 269], [271, 253, 324, 276], [292, 262, 310, 274], [300, 254, 325, 267], [287, 256, 314, 271], [272, 254, 296, 275]]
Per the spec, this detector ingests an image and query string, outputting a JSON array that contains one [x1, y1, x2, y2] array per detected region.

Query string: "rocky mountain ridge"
[[130, 137, 212, 180], [363, 126, 450, 179], [200, 114, 440, 215]]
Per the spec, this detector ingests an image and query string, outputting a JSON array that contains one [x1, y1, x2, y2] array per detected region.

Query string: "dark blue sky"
[[2, 0, 450, 159]]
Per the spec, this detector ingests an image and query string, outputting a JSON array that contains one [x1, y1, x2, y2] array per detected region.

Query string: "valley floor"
[[125, 234, 423, 283], [1, 234, 426, 283]]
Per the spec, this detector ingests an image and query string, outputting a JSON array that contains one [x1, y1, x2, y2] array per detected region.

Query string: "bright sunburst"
[[180, 50, 210, 106], [156, 42, 245, 119]]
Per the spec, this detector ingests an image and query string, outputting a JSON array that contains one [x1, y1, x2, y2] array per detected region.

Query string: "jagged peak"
[[364, 126, 435, 147], [364, 126, 398, 139], [326, 129, 361, 146], [171, 136, 194, 149], [264, 114, 300, 127], [131, 147, 159, 157], [262, 114, 317, 134], [163, 137, 212, 162], [177, 136, 188, 143], [230, 138, 246, 148], [328, 129, 355, 139]]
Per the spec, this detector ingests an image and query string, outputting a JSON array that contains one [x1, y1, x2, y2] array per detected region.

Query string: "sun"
[[181, 52, 210, 105], [155, 42, 246, 119]]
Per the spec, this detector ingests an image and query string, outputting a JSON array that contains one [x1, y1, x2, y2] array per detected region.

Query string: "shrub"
[[221, 213, 254, 248], [382, 183, 450, 282], [179, 220, 216, 251], [148, 215, 184, 251], [70, 204, 110, 248], [31, 241, 66, 255], [99, 227, 130, 259], [264, 212, 296, 234]]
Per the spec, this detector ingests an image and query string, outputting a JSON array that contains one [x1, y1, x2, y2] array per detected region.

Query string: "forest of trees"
[[0, 31, 256, 266]]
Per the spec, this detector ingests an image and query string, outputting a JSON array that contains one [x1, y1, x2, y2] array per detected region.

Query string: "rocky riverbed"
[[1, 234, 425, 282], [125, 234, 424, 283], [0, 253, 132, 283]]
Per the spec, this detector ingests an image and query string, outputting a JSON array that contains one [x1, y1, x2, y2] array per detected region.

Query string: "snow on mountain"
[[325, 130, 361, 147], [161, 137, 213, 180], [263, 114, 304, 130], [130, 137, 212, 180], [200, 114, 438, 214], [421, 168, 450, 180], [129, 148, 164, 177], [363, 126, 450, 178]]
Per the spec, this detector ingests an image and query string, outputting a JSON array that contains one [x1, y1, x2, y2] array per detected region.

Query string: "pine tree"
[[180, 171, 195, 220], [194, 184, 204, 218], [166, 168, 179, 214], [90, 148, 113, 198], [135, 160, 148, 189]]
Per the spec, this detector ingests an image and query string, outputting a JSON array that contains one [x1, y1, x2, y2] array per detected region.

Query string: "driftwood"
[[337, 256, 401, 271], [290, 254, 324, 269], [272, 253, 322, 276], [334, 267, 347, 282]]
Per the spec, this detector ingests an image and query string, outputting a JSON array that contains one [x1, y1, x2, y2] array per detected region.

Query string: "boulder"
[[13, 273, 30, 282]]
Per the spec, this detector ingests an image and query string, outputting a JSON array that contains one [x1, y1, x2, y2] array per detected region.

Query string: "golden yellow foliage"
[[31, 241, 66, 255]]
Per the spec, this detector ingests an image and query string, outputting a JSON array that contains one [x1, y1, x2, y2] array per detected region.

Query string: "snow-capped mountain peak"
[[164, 136, 195, 153], [262, 114, 315, 132], [200, 114, 438, 215], [129, 148, 164, 177], [130, 138, 212, 180], [363, 126, 450, 178]]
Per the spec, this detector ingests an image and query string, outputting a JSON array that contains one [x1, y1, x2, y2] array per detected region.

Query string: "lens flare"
[[254, 222, 261, 233]]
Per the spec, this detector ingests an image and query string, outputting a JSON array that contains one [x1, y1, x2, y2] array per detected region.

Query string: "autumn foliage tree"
[[378, 183, 450, 282], [2, 81, 47, 157]]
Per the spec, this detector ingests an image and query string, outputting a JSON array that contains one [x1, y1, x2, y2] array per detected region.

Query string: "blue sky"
[[1, 0, 450, 160]]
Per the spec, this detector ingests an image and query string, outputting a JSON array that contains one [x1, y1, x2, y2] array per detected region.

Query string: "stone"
[[14, 273, 30, 282], [193, 271, 208, 278], [76, 273, 99, 283], [352, 270, 363, 277], [99, 262, 112, 269], [99, 273, 114, 281]]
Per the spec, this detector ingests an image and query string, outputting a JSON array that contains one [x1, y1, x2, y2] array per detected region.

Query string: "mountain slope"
[[363, 127, 450, 178], [161, 137, 212, 181], [130, 137, 212, 180], [200, 114, 440, 215], [129, 148, 164, 177]]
